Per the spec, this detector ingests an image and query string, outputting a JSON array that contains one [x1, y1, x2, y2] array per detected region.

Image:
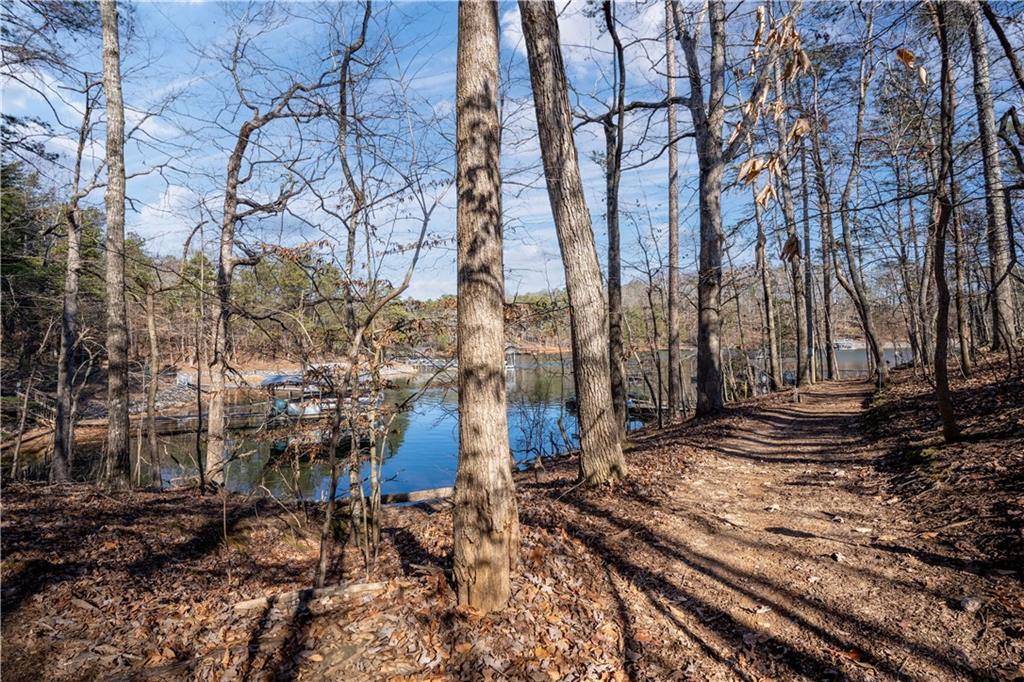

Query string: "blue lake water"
[[157, 364, 624, 499], [154, 347, 903, 499]]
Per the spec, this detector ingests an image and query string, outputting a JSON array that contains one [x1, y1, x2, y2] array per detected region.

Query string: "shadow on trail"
[[525, 486, 975, 680]]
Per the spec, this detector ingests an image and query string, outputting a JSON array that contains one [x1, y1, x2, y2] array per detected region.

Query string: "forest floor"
[[2, 361, 1022, 681]]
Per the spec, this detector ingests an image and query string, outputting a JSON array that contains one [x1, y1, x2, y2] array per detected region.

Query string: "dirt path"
[[4, 380, 1019, 681], [525, 381, 1017, 680]]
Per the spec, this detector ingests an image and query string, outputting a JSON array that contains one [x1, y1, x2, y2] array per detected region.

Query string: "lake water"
[[151, 346, 905, 499], [156, 362, 617, 500]]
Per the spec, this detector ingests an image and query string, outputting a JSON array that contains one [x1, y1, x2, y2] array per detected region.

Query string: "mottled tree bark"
[[836, 9, 886, 387], [519, 0, 626, 484], [205, 124, 250, 487], [771, 64, 808, 387], [53, 91, 95, 482], [602, 0, 627, 434], [932, 1, 960, 442], [665, 0, 683, 418], [100, 0, 131, 486], [452, 0, 519, 613], [754, 192, 782, 390], [964, 0, 1017, 355], [146, 289, 161, 486]]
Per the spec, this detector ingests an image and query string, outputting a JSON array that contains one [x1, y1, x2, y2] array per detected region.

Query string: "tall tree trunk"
[[53, 91, 93, 481], [602, 0, 627, 435], [53, 206, 80, 482], [836, 9, 886, 387], [146, 289, 161, 486], [604, 123, 627, 434], [675, 0, 730, 415], [809, 98, 839, 381], [914, 180, 935, 369], [206, 126, 251, 487], [964, 0, 1017, 356], [519, 0, 626, 485], [800, 140, 815, 383], [757, 206, 778, 387], [752, 171, 782, 389], [772, 64, 808, 387], [452, 0, 519, 613], [194, 248, 206, 492], [893, 160, 924, 373], [951, 183, 973, 376], [672, 0, 782, 411], [932, 1, 960, 442], [665, 0, 683, 419], [100, 0, 130, 486]]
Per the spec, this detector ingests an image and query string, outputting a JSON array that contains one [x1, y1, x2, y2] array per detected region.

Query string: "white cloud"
[[501, 2, 612, 76], [128, 183, 203, 254]]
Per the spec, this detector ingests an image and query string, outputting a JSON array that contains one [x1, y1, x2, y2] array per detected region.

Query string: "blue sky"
[[8, 1, 1014, 302], [2, 0, 716, 300]]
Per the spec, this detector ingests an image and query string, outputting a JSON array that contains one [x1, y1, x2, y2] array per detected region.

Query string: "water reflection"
[[149, 347, 905, 500], [155, 365, 608, 500]]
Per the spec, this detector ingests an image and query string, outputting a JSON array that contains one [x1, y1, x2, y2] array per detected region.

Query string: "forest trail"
[[4, 379, 1020, 681], [526, 380, 1015, 680]]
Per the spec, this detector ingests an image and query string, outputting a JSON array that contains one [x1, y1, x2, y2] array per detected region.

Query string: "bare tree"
[[100, 0, 130, 485], [665, 0, 683, 418], [53, 77, 102, 481], [963, 0, 1018, 358], [930, 0, 960, 442], [671, 0, 803, 413], [451, 0, 519, 613], [750, 157, 782, 389], [204, 10, 336, 487], [519, 0, 626, 485], [834, 6, 887, 387], [602, 0, 628, 434], [770, 57, 809, 387]]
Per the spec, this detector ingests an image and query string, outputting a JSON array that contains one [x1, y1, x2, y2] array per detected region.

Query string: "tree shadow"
[[524, 483, 979, 680]]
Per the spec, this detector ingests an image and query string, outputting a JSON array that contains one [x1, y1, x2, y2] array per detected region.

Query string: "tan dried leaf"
[[739, 157, 767, 185], [798, 50, 811, 75], [896, 48, 915, 68], [726, 125, 741, 148], [787, 117, 812, 143], [755, 183, 777, 208], [918, 65, 928, 86]]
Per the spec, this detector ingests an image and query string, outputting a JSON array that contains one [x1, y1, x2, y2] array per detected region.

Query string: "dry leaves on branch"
[[739, 157, 767, 185], [755, 182, 778, 208], [780, 233, 801, 262]]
